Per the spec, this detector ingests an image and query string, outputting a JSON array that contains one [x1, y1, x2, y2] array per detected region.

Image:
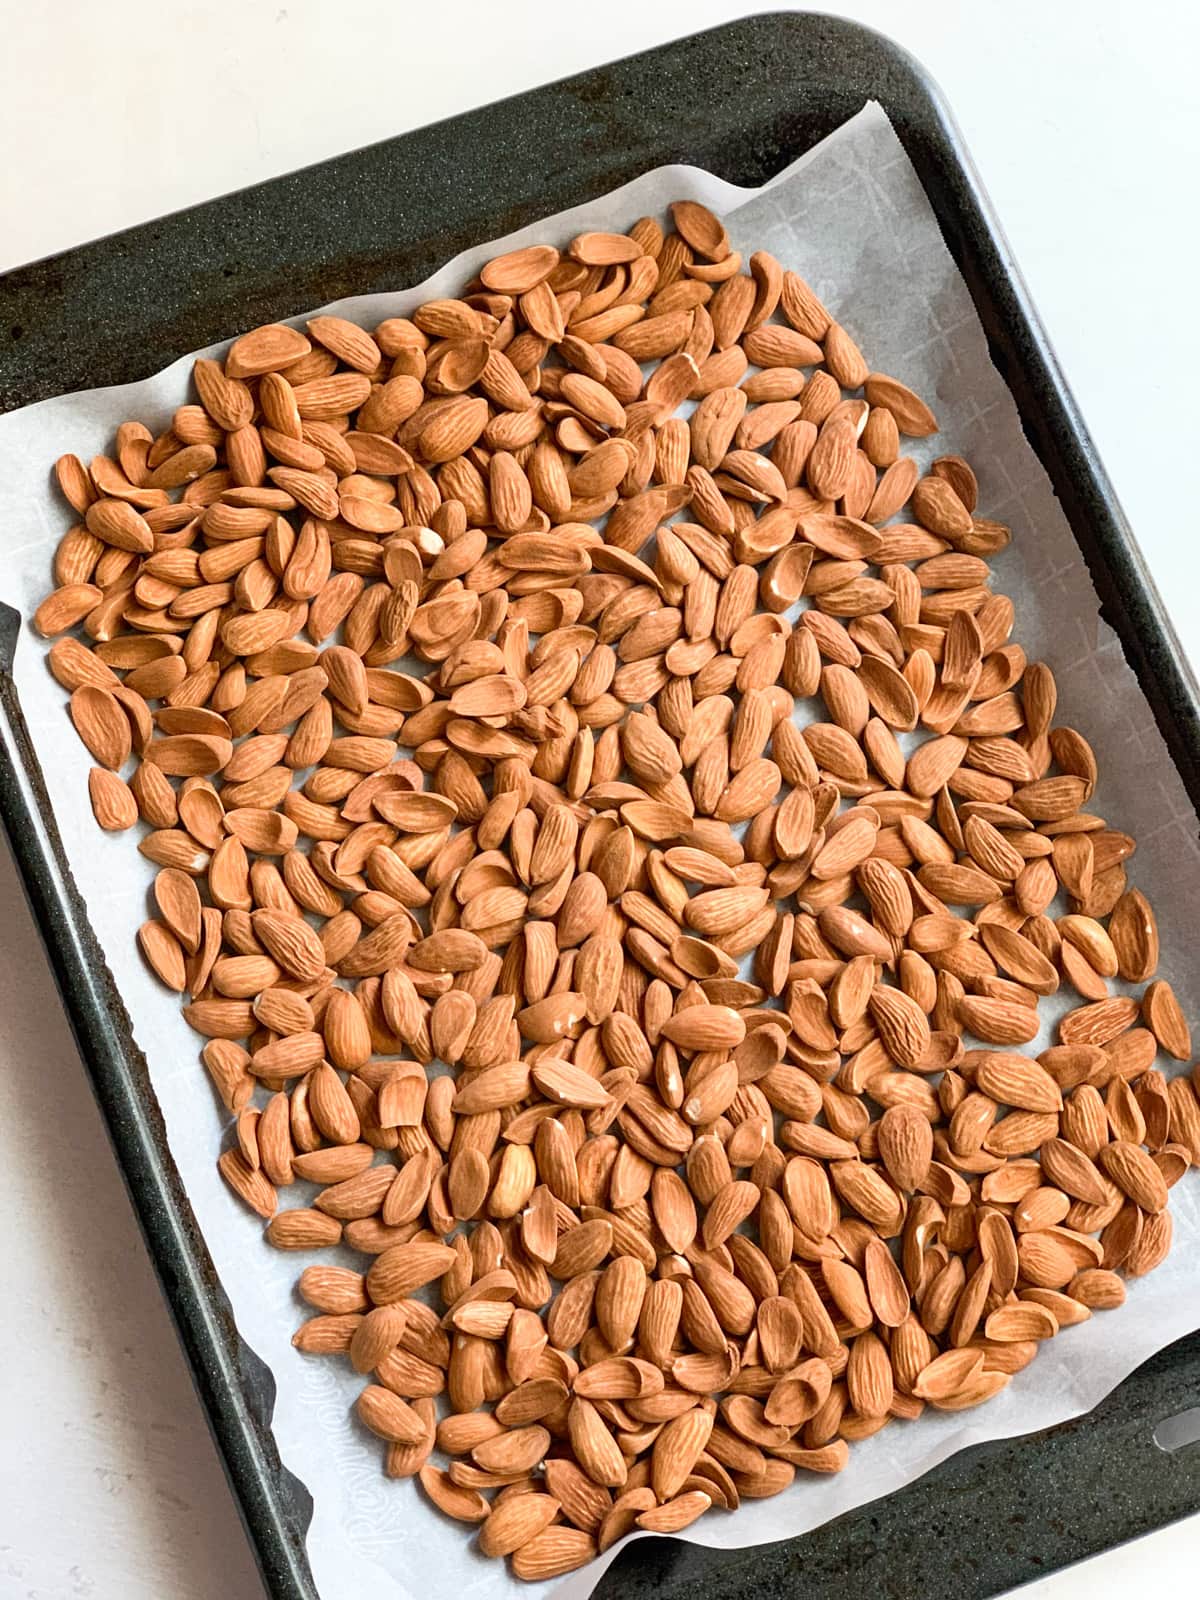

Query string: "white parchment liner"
[[2, 103, 1198, 1600]]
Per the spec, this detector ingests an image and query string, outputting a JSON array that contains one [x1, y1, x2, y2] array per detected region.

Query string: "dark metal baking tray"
[[1, 12, 1198, 1600]]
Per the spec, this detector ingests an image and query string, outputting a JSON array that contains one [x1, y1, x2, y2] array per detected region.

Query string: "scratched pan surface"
[[1, 13, 1198, 1600]]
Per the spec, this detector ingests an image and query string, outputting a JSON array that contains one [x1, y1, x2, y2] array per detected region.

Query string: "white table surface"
[[1, 1, 1197, 1595]]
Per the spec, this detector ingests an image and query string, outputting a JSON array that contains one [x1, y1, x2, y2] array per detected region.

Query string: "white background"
[[0, 2, 1196, 1597]]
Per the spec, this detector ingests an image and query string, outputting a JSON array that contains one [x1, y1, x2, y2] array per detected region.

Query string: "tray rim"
[[1, 12, 1198, 1600]]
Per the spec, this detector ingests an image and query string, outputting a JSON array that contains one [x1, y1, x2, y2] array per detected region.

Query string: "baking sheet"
[[1, 101, 1198, 1600]]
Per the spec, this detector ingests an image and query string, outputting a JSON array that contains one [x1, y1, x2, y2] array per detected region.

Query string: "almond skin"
[[868, 985, 931, 1069], [877, 1104, 934, 1192], [88, 767, 138, 830]]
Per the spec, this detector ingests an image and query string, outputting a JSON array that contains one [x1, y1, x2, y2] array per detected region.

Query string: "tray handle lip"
[[0, 630, 319, 1600]]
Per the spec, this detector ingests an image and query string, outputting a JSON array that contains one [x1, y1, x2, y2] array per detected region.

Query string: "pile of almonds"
[[33, 197, 1200, 1582]]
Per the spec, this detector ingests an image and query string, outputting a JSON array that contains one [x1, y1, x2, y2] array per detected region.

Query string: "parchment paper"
[[1, 103, 1198, 1600]]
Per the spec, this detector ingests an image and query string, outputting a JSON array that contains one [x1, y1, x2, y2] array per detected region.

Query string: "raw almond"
[[32, 190, 1194, 1587]]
